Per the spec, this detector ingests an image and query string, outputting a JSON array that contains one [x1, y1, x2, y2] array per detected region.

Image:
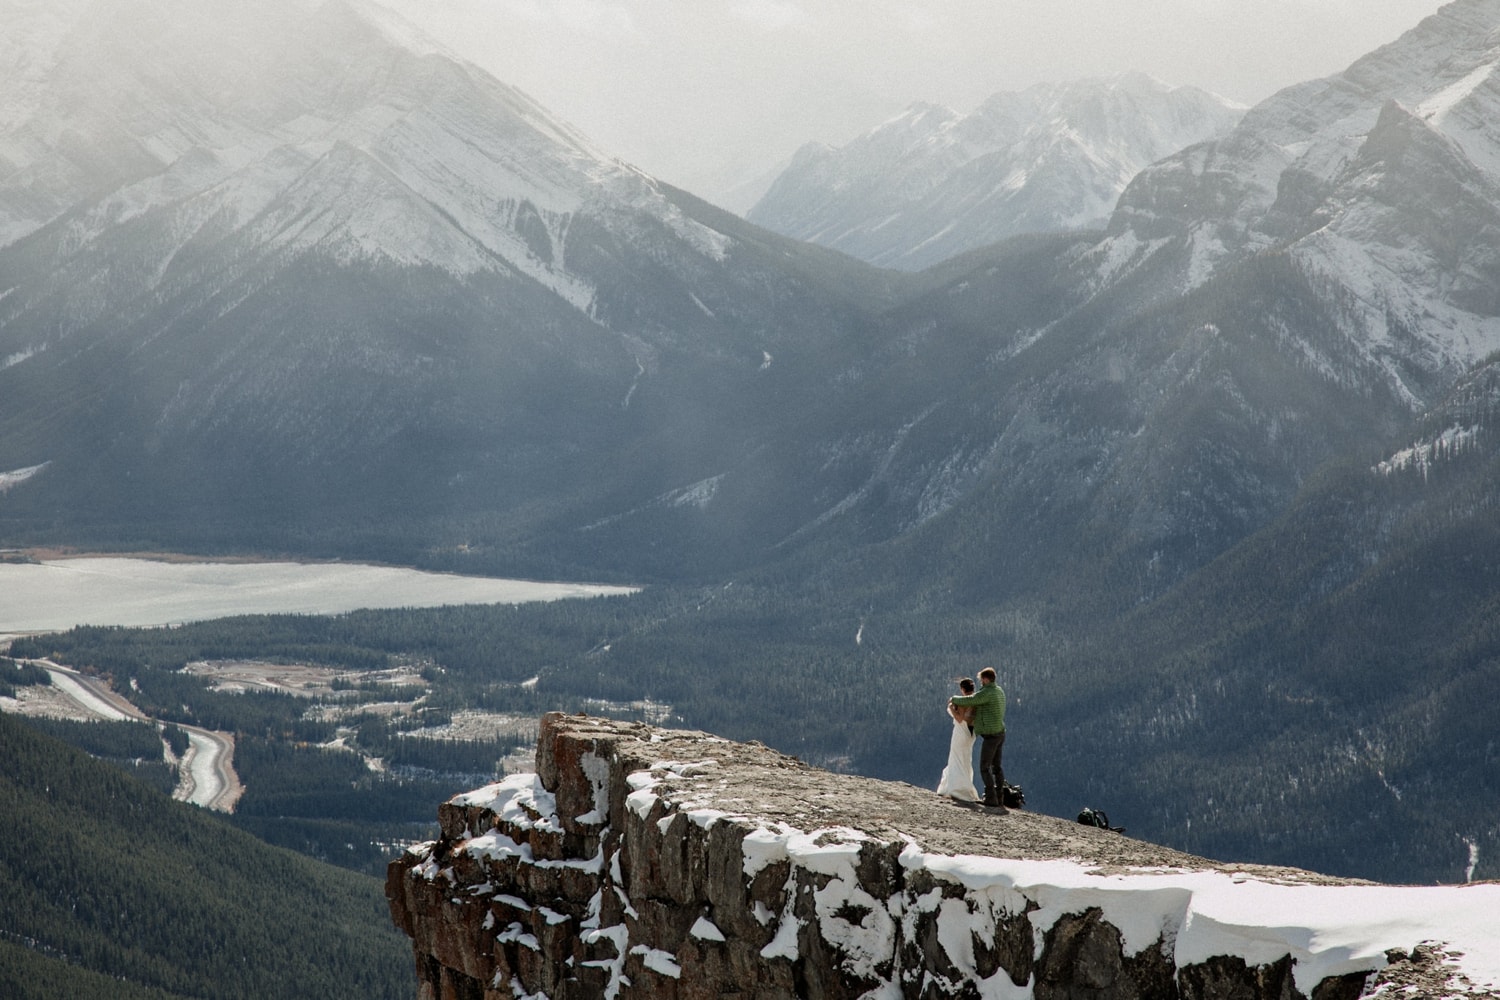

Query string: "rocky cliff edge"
[[387, 713, 1500, 999]]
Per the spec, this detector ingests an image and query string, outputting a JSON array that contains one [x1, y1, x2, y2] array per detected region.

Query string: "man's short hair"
[[979, 667, 997, 683]]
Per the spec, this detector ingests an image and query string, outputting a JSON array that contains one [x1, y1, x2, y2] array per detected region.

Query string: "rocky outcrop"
[[387, 714, 1495, 999]]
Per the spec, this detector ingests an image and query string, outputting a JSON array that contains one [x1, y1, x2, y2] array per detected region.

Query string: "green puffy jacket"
[[951, 681, 1005, 736]]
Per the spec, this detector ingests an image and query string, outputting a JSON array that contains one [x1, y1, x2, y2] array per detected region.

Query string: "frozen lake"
[[0, 556, 638, 634]]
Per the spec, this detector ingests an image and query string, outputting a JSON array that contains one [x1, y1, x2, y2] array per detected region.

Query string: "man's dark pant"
[[979, 731, 1006, 805]]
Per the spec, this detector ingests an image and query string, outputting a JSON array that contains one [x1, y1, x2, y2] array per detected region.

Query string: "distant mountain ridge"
[[747, 73, 1244, 270]]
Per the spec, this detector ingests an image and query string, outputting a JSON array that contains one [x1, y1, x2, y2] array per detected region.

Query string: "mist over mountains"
[[0, 0, 896, 574], [3, 0, 1500, 890]]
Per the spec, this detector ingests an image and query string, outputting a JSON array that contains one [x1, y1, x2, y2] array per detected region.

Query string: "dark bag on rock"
[[1001, 783, 1025, 808], [1077, 807, 1123, 834]]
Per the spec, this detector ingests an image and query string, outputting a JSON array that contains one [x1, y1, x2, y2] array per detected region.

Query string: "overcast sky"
[[392, 0, 1451, 207]]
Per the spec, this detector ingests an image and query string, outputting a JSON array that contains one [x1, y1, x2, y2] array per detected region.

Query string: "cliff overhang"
[[387, 713, 1500, 999]]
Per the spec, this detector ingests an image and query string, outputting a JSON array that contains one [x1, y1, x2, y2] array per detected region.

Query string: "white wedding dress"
[[936, 708, 979, 801]]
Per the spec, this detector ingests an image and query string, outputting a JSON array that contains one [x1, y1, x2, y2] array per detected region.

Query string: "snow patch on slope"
[[1417, 61, 1500, 124], [2, 344, 43, 370], [1375, 424, 1481, 477], [684, 799, 1500, 996], [902, 847, 1500, 995], [0, 461, 49, 492]]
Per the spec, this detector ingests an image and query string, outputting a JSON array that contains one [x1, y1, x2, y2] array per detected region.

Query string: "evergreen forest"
[[0, 712, 413, 999]]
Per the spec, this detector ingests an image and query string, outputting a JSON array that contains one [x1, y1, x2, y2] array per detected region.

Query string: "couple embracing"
[[936, 667, 1007, 808]]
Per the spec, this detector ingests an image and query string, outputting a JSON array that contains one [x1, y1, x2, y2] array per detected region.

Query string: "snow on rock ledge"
[[387, 713, 1500, 999]]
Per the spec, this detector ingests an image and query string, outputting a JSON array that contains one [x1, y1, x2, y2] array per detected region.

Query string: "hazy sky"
[[393, 0, 1451, 206]]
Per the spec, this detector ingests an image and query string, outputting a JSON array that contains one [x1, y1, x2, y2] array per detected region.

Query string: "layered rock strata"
[[387, 713, 1491, 999]]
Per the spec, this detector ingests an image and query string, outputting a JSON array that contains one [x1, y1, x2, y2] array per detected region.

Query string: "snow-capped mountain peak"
[[747, 74, 1244, 270], [1101, 0, 1500, 408]]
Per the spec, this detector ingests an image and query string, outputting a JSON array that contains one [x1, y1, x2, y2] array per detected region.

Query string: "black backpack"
[[1077, 807, 1123, 834], [1001, 783, 1025, 809]]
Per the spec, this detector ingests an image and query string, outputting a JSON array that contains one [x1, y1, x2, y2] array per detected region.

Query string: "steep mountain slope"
[[1026, 355, 1500, 882], [748, 74, 1243, 270], [0, 711, 411, 999], [0, 0, 897, 574], [1105, 0, 1500, 410], [759, 0, 1500, 611], [0, 940, 182, 1000]]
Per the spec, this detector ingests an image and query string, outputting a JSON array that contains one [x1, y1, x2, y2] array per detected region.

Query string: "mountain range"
[[2, 0, 1500, 889], [747, 73, 1244, 270], [0, 0, 891, 576]]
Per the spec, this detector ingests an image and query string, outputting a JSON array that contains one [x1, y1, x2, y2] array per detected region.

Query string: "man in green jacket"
[[950, 667, 1006, 808]]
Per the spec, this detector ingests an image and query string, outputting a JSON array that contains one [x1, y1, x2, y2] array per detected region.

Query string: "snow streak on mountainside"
[[1102, 0, 1500, 410], [748, 73, 1243, 270]]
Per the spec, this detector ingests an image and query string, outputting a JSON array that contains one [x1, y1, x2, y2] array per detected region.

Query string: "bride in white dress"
[[936, 678, 980, 801]]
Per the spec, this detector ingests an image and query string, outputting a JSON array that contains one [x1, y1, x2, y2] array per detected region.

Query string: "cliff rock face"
[[387, 714, 1494, 999]]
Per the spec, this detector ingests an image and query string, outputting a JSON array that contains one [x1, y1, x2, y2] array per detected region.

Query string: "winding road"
[[29, 659, 243, 812], [173, 727, 242, 812]]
